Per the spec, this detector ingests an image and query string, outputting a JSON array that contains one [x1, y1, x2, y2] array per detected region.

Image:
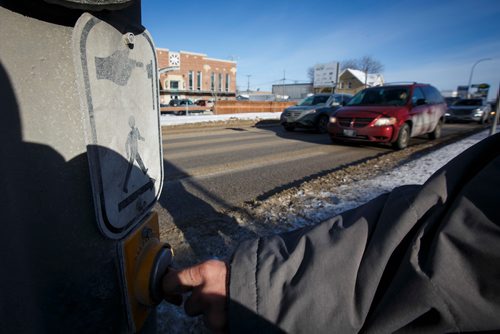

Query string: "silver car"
[[280, 93, 352, 133], [445, 99, 491, 124]]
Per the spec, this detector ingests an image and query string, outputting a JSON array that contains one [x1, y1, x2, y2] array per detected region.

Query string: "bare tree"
[[307, 66, 315, 83], [340, 59, 359, 71], [358, 56, 384, 87]]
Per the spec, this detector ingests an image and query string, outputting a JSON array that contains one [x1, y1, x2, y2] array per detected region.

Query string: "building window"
[[218, 73, 223, 92], [348, 81, 352, 89], [339, 82, 343, 89], [188, 71, 194, 90], [210, 72, 215, 91], [225, 74, 230, 92], [197, 71, 202, 91], [170, 80, 179, 90]]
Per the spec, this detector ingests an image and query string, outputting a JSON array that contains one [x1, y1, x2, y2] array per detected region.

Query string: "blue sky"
[[143, 0, 500, 99]]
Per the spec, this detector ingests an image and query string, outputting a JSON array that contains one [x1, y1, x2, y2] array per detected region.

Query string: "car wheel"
[[478, 115, 486, 125], [428, 119, 442, 140], [284, 125, 295, 132], [316, 115, 330, 134], [393, 123, 410, 150]]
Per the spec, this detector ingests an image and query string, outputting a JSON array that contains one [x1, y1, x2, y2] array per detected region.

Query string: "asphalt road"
[[153, 121, 482, 233]]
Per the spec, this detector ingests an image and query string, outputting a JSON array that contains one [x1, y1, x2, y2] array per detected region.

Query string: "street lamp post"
[[467, 58, 491, 98], [490, 82, 500, 136]]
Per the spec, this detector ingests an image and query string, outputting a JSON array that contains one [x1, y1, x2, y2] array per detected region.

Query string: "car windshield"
[[453, 99, 482, 106], [328, 95, 350, 105], [297, 95, 329, 106], [348, 87, 410, 106]]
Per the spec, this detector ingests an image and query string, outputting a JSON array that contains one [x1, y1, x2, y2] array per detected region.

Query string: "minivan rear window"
[[421, 86, 445, 104], [348, 87, 409, 106]]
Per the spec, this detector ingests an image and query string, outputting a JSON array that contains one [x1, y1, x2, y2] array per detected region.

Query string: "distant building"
[[272, 83, 313, 100], [156, 48, 237, 104], [455, 84, 490, 99], [441, 90, 458, 98], [237, 90, 275, 101], [457, 86, 469, 99], [336, 68, 384, 95]]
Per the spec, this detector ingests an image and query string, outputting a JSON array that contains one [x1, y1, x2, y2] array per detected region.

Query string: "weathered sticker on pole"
[[73, 13, 163, 239]]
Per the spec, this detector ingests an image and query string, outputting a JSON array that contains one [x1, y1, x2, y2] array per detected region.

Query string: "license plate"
[[343, 129, 356, 137]]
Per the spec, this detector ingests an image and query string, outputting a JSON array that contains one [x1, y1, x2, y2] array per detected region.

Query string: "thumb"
[[162, 266, 204, 295]]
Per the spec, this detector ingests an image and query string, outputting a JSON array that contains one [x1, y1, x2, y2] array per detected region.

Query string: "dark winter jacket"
[[229, 132, 500, 333]]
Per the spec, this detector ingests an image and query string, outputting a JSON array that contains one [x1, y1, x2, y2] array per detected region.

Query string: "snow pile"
[[160, 112, 281, 126]]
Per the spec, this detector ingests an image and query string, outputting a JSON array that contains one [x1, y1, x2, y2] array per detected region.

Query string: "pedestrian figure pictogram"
[[123, 116, 148, 193]]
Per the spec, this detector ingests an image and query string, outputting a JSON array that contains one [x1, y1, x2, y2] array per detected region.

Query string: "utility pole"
[[490, 82, 499, 136], [246, 74, 251, 93], [282, 69, 286, 101], [335, 62, 340, 93]]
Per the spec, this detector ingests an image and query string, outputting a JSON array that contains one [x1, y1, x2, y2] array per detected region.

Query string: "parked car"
[[195, 99, 214, 108], [169, 99, 194, 107], [327, 83, 446, 150], [445, 98, 491, 124], [280, 93, 352, 133]]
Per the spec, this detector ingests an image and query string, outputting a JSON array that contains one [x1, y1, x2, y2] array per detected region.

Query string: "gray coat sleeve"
[[229, 133, 500, 334]]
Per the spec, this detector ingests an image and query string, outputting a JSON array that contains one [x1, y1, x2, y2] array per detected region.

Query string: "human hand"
[[162, 260, 228, 333]]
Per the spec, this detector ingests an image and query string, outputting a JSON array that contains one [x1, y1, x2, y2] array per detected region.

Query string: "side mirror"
[[415, 98, 426, 106]]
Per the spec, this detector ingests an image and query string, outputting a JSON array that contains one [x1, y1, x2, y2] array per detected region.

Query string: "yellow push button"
[[121, 212, 173, 332]]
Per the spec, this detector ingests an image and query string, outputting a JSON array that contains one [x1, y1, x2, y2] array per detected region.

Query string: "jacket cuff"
[[228, 237, 260, 329]]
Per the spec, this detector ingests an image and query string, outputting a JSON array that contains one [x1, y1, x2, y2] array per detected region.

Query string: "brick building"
[[156, 48, 237, 104]]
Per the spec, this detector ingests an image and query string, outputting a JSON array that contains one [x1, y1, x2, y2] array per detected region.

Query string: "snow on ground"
[[160, 112, 281, 126], [243, 130, 490, 234]]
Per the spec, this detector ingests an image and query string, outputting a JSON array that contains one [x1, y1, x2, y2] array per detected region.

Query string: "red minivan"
[[327, 83, 446, 149]]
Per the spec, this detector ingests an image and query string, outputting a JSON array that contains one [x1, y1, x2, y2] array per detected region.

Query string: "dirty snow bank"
[[160, 112, 281, 126], [239, 130, 490, 233]]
